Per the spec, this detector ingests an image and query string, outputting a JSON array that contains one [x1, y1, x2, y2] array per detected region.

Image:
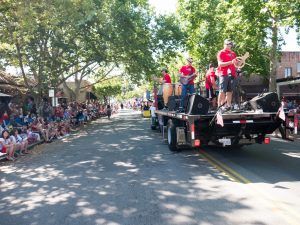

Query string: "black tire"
[[167, 120, 179, 151]]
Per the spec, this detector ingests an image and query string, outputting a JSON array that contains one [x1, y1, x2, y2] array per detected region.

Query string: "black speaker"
[[241, 101, 252, 111], [167, 96, 180, 111], [249, 92, 280, 112], [157, 95, 164, 110], [185, 94, 209, 115]]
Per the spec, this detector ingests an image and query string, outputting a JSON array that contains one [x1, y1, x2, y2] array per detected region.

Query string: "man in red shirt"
[[153, 68, 172, 84], [205, 63, 217, 108], [217, 39, 237, 110], [178, 57, 197, 112], [162, 68, 172, 84], [152, 68, 172, 109]]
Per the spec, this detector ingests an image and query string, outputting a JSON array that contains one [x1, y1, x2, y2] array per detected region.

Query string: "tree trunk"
[[269, 19, 278, 92], [15, 40, 30, 88]]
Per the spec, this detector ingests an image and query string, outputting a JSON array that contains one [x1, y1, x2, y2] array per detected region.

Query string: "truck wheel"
[[167, 120, 179, 151]]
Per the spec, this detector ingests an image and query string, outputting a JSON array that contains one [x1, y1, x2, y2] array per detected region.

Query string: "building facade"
[[58, 80, 97, 103], [277, 51, 300, 79], [276, 51, 300, 99]]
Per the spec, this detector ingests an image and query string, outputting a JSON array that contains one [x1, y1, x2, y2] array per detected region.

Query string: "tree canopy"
[[1, 0, 299, 101], [177, 0, 300, 91], [0, 0, 184, 102]]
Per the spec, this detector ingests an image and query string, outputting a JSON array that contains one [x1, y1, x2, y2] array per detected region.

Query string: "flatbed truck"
[[153, 108, 281, 151]]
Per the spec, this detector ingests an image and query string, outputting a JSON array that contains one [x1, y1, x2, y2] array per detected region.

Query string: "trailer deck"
[[153, 108, 281, 150], [155, 109, 275, 121]]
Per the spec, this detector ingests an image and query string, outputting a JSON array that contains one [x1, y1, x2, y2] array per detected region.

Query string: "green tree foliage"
[[178, 0, 300, 91], [0, 0, 99, 100], [0, 0, 185, 102], [95, 78, 122, 104]]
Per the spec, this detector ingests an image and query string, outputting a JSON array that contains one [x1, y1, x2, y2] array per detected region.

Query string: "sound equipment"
[[162, 84, 173, 106], [240, 101, 252, 111], [249, 92, 280, 112], [185, 94, 209, 115], [167, 96, 180, 111], [174, 84, 182, 96], [157, 95, 164, 110]]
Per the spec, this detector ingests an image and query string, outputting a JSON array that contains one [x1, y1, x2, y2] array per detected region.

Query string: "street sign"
[[49, 89, 54, 97]]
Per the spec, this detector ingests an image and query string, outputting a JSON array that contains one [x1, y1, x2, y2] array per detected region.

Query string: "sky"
[[148, 0, 300, 51], [148, 0, 177, 15]]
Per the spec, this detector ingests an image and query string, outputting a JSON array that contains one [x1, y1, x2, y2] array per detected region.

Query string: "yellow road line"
[[200, 150, 250, 184], [198, 149, 300, 225], [198, 150, 237, 182]]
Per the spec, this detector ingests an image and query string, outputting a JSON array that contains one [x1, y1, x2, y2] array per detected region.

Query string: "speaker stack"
[[185, 94, 209, 115], [157, 95, 164, 110], [167, 96, 180, 111], [249, 92, 280, 112]]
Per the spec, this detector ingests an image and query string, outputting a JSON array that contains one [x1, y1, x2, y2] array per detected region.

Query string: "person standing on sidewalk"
[[106, 105, 112, 120], [149, 101, 157, 127]]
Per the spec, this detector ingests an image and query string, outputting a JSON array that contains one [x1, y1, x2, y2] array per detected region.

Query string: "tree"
[[0, 0, 98, 102], [0, 0, 185, 104], [229, 0, 300, 91], [177, 0, 300, 91], [95, 78, 122, 104]]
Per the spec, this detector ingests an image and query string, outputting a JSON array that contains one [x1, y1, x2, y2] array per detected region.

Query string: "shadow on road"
[[201, 138, 300, 184], [0, 112, 296, 225]]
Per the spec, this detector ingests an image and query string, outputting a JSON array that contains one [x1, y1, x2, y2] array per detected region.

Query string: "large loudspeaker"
[[185, 94, 209, 115], [157, 95, 164, 110], [167, 96, 180, 111], [249, 92, 280, 112]]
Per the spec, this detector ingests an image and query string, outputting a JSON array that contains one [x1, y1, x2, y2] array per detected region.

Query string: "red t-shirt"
[[179, 65, 196, 85], [205, 71, 216, 89], [217, 49, 237, 77], [163, 73, 171, 83], [0, 114, 9, 125], [55, 107, 64, 118]]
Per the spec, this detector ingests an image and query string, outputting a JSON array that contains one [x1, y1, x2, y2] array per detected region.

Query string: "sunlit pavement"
[[0, 112, 300, 225], [116, 108, 142, 116]]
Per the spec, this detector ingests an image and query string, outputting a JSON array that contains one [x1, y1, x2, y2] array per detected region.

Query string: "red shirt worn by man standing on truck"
[[162, 69, 172, 84], [179, 64, 196, 85], [217, 39, 237, 110], [177, 58, 197, 112]]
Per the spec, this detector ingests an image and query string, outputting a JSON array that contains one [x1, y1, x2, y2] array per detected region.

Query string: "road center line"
[[198, 149, 300, 225]]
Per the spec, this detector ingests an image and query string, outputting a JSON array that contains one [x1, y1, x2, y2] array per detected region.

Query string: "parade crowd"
[[0, 99, 118, 161]]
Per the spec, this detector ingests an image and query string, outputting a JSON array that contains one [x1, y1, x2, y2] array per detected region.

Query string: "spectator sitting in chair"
[[0, 130, 16, 161], [14, 129, 29, 154]]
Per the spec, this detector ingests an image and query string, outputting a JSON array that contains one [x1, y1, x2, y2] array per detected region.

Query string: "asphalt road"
[[0, 109, 300, 225]]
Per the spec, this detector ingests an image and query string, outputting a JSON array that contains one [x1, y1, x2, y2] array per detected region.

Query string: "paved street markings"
[[199, 150, 250, 184], [198, 149, 300, 225]]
